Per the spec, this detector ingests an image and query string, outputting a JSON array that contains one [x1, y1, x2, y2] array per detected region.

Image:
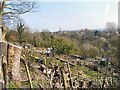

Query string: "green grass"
[[70, 65, 102, 79], [84, 69, 97, 76], [8, 82, 20, 88], [20, 81, 29, 88]]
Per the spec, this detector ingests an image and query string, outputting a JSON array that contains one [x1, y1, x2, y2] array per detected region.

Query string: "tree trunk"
[[0, 0, 6, 41], [7, 44, 22, 84], [0, 1, 6, 88]]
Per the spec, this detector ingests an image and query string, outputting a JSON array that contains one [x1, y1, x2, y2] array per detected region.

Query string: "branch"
[[4, 1, 38, 15], [2, 1, 39, 26], [3, 12, 13, 15]]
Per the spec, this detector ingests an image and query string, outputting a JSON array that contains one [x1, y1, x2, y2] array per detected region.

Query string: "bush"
[[51, 38, 73, 55]]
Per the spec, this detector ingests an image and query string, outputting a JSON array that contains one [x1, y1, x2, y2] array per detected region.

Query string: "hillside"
[[6, 29, 120, 89], [0, 1, 119, 89]]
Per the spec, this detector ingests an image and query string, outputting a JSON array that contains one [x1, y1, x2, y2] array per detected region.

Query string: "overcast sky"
[[21, 0, 118, 32]]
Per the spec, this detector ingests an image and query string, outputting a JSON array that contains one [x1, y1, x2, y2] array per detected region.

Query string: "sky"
[[21, 0, 118, 32]]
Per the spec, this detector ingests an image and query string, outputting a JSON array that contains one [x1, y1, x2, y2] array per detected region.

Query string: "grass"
[[84, 69, 97, 76], [20, 81, 29, 88], [8, 82, 20, 88], [70, 64, 103, 80]]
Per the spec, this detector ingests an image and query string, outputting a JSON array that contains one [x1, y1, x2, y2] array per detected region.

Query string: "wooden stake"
[[60, 67, 67, 89], [2, 55, 7, 88], [0, 41, 7, 88], [24, 61, 33, 89], [67, 63, 73, 90]]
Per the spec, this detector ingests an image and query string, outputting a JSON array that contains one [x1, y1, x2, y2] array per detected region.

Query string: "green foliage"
[[110, 58, 118, 66], [80, 44, 99, 58], [8, 82, 20, 88], [33, 32, 74, 55], [50, 38, 73, 55], [6, 27, 118, 63], [88, 46, 99, 58], [6, 30, 17, 43], [17, 22, 26, 44], [32, 34, 41, 47], [84, 69, 97, 77]]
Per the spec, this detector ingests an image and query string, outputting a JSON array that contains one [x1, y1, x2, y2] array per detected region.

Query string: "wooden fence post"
[[0, 28, 2, 41], [24, 60, 33, 88], [2, 41, 7, 87], [67, 63, 73, 89], [0, 41, 7, 88], [60, 67, 67, 89], [0, 41, 4, 89]]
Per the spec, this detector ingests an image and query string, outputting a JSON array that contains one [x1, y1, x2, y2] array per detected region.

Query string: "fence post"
[[60, 67, 67, 89], [67, 63, 73, 89], [0, 28, 2, 41], [0, 41, 4, 89], [0, 41, 7, 88]]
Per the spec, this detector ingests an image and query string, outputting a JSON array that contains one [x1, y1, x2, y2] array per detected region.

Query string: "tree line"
[[5, 22, 118, 63]]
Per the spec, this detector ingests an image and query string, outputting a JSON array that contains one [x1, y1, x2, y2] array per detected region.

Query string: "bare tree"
[[0, 0, 38, 88], [106, 22, 117, 32], [0, 0, 38, 41]]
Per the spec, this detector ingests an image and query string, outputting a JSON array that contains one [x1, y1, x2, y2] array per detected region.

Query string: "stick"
[[24, 60, 33, 89], [67, 62, 73, 89], [60, 67, 67, 89], [2, 55, 7, 88]]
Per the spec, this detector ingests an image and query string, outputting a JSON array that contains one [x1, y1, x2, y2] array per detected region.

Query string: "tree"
[[49, 38, 73, 55], [0, 1, 38, 86], [17, 22, 26, 44], [6, 29, 17, 42], [32, 33, 41, 47], [0, 0, 38, 41], [106, 22, 117, 32], [88, 46, 99, 58]]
